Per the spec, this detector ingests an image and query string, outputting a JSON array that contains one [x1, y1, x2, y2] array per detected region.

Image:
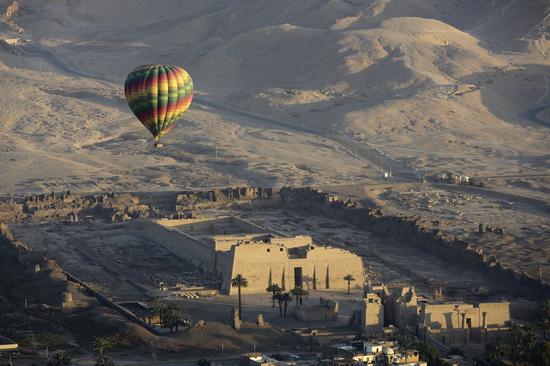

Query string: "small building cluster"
[[322, 341, 427, 366], [360, 285, 511, 354], [240, 343, 426, 366], [434, 172, 470, 185], [241, 353, 316, 366]]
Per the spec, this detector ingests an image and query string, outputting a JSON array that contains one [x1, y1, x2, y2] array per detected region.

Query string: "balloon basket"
[[154, 142, 163, 148]]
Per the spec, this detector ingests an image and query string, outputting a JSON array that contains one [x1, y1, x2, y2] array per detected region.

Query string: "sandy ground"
[[10, 222, 210, 301], [0, 0, 547, 195]]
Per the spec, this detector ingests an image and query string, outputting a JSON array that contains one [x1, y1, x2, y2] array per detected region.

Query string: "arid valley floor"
[[0, 1, 549, 365]]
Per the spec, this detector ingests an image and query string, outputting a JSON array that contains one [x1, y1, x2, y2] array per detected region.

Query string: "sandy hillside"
[[0, 0, 548, 195]]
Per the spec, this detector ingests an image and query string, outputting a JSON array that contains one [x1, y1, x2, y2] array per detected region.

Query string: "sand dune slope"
[[0, 0, 547, 195]]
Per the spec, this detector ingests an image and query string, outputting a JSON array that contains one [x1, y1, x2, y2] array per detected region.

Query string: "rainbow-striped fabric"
[[124, 64, 194, 142]]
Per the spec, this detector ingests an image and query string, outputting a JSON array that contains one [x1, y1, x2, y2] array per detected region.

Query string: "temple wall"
[[420, 302, 510, 330], [132, 221, 215, 271], [225, 243, 364, 295], [228, 243, 289, 295]]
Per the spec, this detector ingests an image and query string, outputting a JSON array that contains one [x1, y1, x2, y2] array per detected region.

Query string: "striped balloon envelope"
[[124, 64, 193, 147]]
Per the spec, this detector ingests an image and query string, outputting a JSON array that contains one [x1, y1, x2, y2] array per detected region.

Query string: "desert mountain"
[[0, 0, 548, 194]]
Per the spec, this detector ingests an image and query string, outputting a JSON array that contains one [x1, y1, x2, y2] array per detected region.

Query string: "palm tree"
[[166, 313, 180, 333], [290, 286, 300, 306], [281, 292, 292, 317], [300, 288, 309, 305], [92, 337, 112, 360], [290, 286, 309, 306], [152, 302, 165, 326], [95, 355, 115, 366], [543, 319, 550, 342], [197, 357, 211, 366], [266, 283, 282, 307], [510, 324, 525, 366], [510, 324, 526, 366], [231, 274, 248, 320], [522, 325, 537, 362], [274, 292, 283, 316], [486, 338, 505, 364], [48, 352, 72, 366], [165, 302, 182, 333], [344, 274, 355, 294], [539, 341, 550, 366], [544, 300, 550, 342]]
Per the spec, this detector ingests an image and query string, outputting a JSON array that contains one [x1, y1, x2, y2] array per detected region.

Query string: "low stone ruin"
[[0, 191, 150, 222], [294, 297, 339, 322], [176, 186, 275, 211], [257, 313, 265, 327], [0, 199, 24, 221]]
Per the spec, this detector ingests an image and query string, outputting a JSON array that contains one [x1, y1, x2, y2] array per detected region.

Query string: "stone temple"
[[137, 216, 365, 295]]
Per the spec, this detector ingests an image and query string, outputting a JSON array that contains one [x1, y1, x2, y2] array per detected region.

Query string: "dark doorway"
[[294, 267, 303, 288], [466, 318, 472, 329]]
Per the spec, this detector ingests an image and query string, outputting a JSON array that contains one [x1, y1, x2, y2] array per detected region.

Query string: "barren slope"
[[0, 0, 547, 196]]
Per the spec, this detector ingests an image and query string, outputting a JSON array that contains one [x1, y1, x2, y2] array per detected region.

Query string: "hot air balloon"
[[124, 64, 194, 147]]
